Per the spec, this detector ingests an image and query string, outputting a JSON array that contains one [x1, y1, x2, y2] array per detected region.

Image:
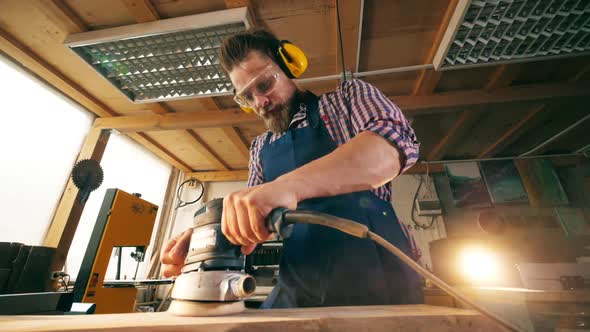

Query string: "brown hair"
[[219, 28, 280, 73]]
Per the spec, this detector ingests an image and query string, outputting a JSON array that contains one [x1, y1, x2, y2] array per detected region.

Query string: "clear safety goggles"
[[233, 65, 282, 109]]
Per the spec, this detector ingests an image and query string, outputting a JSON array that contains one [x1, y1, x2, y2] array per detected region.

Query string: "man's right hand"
[[160, 229, 192, 278]]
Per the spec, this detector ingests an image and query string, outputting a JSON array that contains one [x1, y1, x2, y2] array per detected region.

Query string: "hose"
[[271, 209, 524, 332]]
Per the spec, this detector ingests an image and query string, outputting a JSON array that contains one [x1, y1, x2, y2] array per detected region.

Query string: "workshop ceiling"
[[0, 0, 588, 176]]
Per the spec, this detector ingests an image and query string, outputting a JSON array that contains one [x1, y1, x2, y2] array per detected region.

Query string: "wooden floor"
[[0, 304, 503, 332]]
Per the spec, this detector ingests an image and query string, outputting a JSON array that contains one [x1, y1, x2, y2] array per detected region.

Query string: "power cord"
[[411, 174, 435, 229], [267, 209, 524, 332]]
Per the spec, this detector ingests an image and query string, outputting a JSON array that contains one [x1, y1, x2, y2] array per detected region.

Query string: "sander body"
[[168, 198, 257, 316]]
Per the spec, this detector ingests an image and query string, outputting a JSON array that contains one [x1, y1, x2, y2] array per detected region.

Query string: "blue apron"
[[259, 92, 423, 308]]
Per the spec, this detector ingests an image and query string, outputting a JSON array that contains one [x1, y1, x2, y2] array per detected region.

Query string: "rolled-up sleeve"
[[247, 135, 265, 187], [343, 79, 420, 174]]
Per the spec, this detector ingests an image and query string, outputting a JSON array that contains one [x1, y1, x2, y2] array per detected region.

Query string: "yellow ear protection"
[[235, 40, 308, 113], [275, 40, 308, 79]]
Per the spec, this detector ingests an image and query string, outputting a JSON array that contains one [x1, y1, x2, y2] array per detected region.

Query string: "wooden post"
[[43, 127, 110, 274]]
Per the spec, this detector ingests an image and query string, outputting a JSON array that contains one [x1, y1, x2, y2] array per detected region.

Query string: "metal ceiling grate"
[[65, 8, 251, 103], [434, 0, 590, 70]]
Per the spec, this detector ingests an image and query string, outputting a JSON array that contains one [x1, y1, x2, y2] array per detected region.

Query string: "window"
[[0, 54, 93, 245]]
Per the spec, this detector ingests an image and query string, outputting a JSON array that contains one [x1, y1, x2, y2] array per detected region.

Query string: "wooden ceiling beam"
[[187, 170, 249, 182], [426, 110, 480, 161], [222, 126, 251, 160], [395, 82, 590, 114], [94, 81, 589, 132], [121, 0, 160, 22], [477, 105, 545, 158], [411, 0, 459, 95], [483, 64, 522, 90]]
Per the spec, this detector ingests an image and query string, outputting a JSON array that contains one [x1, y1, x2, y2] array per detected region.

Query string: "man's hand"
[[222, 179, 298, 255], [160, 229, 191, 278]]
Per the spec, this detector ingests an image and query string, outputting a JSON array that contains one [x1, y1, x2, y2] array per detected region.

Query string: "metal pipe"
[[520, 113, 590, 156], [355, 0, 365, 73], [421, 152, 582, 165]]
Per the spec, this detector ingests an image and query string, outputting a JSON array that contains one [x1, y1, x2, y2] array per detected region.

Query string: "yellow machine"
[[72, 189, 158, 314]]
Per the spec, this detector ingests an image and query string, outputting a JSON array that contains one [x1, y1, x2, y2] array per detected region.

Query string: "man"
[[161, 28, 423, 308]]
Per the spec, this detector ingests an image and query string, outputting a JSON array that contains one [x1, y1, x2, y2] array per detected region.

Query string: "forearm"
[[277, 131, 402, 202]]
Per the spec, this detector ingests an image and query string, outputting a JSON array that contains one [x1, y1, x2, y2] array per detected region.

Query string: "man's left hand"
[[222, 179, 298, 255]]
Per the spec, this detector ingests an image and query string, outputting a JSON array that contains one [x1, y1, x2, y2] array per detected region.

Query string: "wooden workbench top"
[[0, 304, 502, 332]]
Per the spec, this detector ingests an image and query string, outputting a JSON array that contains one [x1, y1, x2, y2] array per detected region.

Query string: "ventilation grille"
[[65, 8, 251, 103], [435, 0, 590, 69]]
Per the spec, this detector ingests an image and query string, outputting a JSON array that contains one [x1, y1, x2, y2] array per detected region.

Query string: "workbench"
[[0, 304, 501, 332]]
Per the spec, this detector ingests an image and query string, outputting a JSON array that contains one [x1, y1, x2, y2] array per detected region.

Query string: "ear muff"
[[240, 105, 255, 113], [276, 40, 308, 79]]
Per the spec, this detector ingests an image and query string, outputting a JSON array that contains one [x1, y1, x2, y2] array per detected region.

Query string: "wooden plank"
[[427, 110, 480, 160], [569, 62, 590, 82], [185, 130, 230, 171], [93, 82, 589, 132], [477, 105, 545, 158], [126, 132, 192, 172], [394, 82, 590, 114], [43, 0, 88, 32], [186, 170, 249, 182], [94, 109, 260, 131], [483, 64, 522, 90], [221, 127, 250, 161], [121, 0, 160, 22], [43, 128, 110, 272], [412, 0, 459, 95], [0, 305, 500, 332]]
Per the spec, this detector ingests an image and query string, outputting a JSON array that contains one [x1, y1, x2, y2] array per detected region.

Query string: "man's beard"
[[259, 92, 302, 134]]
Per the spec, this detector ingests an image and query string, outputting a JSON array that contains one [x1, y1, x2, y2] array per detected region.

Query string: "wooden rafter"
[[483, 64, 521, 90], [93, 110, 259, 132], [569, 62, 590, 82], [394, 82, 590, 114], [427, 110, 480, 161], [222, 127, 251, 160], [187, 170, 249, 182], [477, 105, 545, 158], [92, 81, 590, 132], [412, 0, 459, 95], [121, 0, 160, 22]]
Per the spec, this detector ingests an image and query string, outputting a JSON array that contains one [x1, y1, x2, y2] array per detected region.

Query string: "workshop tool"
[[168, 198, 256, 316], [73, 189, 158, 314], [169, 199, 523, 332]]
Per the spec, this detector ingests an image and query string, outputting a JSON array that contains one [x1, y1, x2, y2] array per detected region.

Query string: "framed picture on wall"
[[444, 162, 491, 208], [480, 160, 528, 204]]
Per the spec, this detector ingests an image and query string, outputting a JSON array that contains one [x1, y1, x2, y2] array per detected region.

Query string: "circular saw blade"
[[71, 159, 104, 192]]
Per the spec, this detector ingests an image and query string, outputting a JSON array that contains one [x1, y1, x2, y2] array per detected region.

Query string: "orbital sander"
[[168, 198, 261, 316], [166, 198, 522, 332]]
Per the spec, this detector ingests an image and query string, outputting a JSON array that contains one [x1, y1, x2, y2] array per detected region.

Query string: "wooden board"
[[0, 305, 501, 332]]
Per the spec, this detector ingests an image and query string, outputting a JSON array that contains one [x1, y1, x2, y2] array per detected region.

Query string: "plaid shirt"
[[247, 79, 420, 203]]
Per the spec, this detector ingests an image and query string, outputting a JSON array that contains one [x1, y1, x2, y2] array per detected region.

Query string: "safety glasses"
[[233, 64, 282, 109]]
